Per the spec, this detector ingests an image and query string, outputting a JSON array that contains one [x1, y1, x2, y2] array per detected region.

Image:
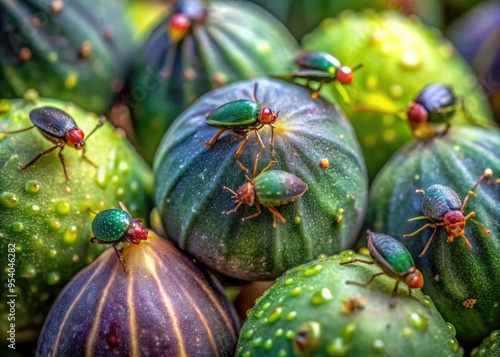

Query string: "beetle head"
[[337, 66, 354, 85], [124, 220, 149, 245], [405, 268, 424, 289], [406, 102, 428, 128], [66, 128, 85, 149], [236, 182, 256, 206], [443, 210, 465, 237], [259, 107, 279, 125]]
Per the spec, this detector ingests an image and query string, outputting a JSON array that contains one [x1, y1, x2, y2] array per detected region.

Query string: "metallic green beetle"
[[222, 161, 308, 228], [204, 83, 280, 176], [90, 202, 148, 273], [271, 51, 362, 101], [341, 230, 424, 307]]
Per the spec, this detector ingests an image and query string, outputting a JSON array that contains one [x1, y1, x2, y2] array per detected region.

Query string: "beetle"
[[0, 106, 104, 181], [406, 83, 458, 137], [90, 202, 148, 273], [271, 51, 362, 101], [340, 230, 424, 307], [204, 83, 280, 176], [404, 168, 493, 257], [222, 159, 308, 228], [168, 0, 206, 43]]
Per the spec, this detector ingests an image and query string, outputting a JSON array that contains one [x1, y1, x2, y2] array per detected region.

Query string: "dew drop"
[[371, 339, 385, 353], [255, 296, 262, 304], [21, 264, 36, 278], [236, 347, 243, 356], [244, 329, 254, 339], [420, 295, 434, 308], [118, 161, 129, 174], [445, 322, 456, 336], [261, 302, 271, 311], [389, 85, 403, 99], [48, 52, 58, 62], [342, 323, 356, 343], [48, 219, 62, 230], [24, 204, 41, 216], [267, 307, 282, 324], [490, 330, 500, 341], [49, 249, 57, 258], [255, 310, 264, 318], [116, 187, 125, 198], [402, 327, 412, 339], [0, 99, 11, 114], [284, 278, 293, 286], [263, 339, 273, 350], [242, 351, 251, 357], [23, 89, 39, 104], [63, 225, 78, 244], [55, 201, 71, 215], [45, 271, 60, 285], [246, 309, 254, 318], [409, 312, 428, 332], [278, 349, 287, 357], [294, 321, 322, 356], [130, 181, 139, 195], [1, 192, 19, 207], [302, 264, 323, 277], [111, 175, 121, 185], [252, 337, 262, 347], [12, 222, 24, 232], [286, 311, 297, 321], [285, 330, 295, 339], [398, 50, 423, 71], [326, 337, 349, 356], [447, 338, 459, 352], [365, 75, 378, 90], [25, 180, 41, 194], [294, 216, 302, 224], [275, 328, 284, 338], [65, 73, 78, 89], [96, 166, 108, 188], [311, 288, 333, 305]]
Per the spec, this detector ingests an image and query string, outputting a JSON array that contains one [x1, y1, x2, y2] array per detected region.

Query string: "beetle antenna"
[[253, 82, 259, 102], [85, 115, 106, 142], [119, 201, 131, 214], [351, 63, 363, 72]]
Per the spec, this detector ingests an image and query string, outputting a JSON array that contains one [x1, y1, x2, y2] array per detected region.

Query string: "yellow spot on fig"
[[399, 50, 422, 71], [320, 158, 329, 168], [79, 41, 92, 58], [65, 74, 78, 89]]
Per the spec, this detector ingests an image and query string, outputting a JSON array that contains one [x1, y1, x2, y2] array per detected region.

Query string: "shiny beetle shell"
[[415, 83, 457, 123], [368, 232, 415, 277], [254, 170, 308, 206], [91, 209, 134, 243], [206, 99, 264, 129], [29, 107, 78, 141], [421, 184, 462, 222], [295, 51, 342, 76]]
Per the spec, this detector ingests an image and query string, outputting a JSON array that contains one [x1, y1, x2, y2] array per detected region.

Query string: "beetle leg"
[[57, 146, 71, 181], [81, 145, 99, 168], [204, 129, 226, 147], [222, 201, 244, 215], [390, 279, 401, 308], [267, 206, 286, 228], [242, 200, 262, 222], [234, 133, 250, 176], [339, 258, 374, 266], [334, 81, 351, 104], [0, 125, 36, 134], [469, 217, 490, 235], [462, 170, 491, 211], [113, 243, 130, 273], [457, 235, 473, 249], [311, 81, 322, 100], [345, 272, 384, 288], [418, 226, 439, 257], [21, 142, 63, 174]]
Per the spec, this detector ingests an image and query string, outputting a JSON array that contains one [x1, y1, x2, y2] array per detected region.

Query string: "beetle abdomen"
[[254, 170, 308, 206], [422, 184, 462, 222], [92, 209, 132, 242], [415, 84, 457, 123], [295, 51, 341, 74], [30, 107, 77, 140], [206, 99, 261, 129], [369, 232, 414, 276]]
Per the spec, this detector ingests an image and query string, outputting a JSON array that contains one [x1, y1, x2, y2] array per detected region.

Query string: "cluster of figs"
[[1, 0, 499, 356]]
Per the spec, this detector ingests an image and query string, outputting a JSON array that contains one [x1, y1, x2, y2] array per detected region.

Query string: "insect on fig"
[[404, 168, 493, 257], [205, 83, 280, 176], [222, 158, 308, 228], [168, 0, 206, 42], [271, 51, 362, 101], [340, 230, 424, 307], [0, 106, 104, 181], [90, 202, 148, 273]]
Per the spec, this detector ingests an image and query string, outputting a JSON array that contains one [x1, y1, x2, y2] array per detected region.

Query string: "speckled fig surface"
[[154, 78, 368, 281], [237, 251, 463, 356], [0, 92, 151, 341], [37, 231, 240, 356]]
